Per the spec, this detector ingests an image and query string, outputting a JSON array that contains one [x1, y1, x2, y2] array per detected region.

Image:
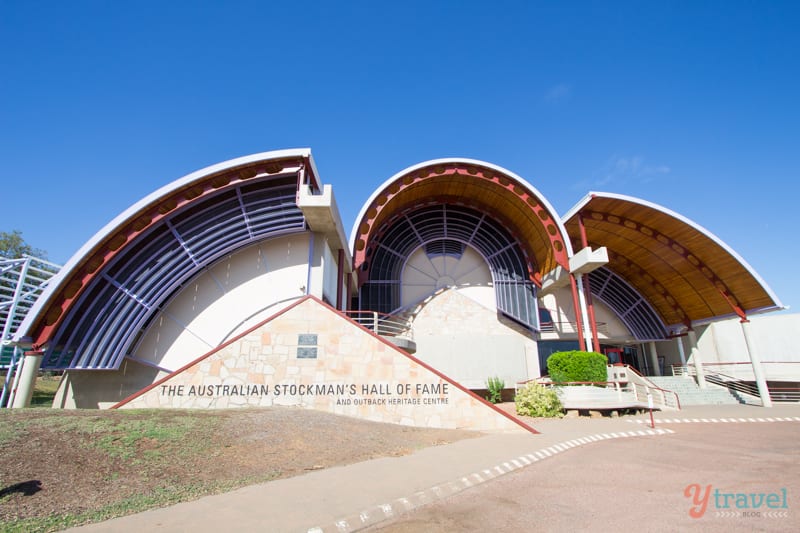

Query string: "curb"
[[308, 427, 675, 532], [628, 416, 800, 424]]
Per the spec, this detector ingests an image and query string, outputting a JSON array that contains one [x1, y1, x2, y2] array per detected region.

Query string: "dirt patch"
[[0, 408, 478, 530]]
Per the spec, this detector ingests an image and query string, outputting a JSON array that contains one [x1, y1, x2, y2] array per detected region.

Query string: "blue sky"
[[1, 1, 798, 313]]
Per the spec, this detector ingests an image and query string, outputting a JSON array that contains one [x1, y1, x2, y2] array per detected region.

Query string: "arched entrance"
[[351, 159, 574, 388]]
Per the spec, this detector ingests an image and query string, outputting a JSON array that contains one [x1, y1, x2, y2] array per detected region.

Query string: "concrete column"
[[648, 341, 662, 376], [687, 329, 706, 389], [676, 335, 687, 367], [741, 320, 773, 408], [11, 352, 44, 408]]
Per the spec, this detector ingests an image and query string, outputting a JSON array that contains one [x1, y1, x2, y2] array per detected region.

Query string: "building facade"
[[6, 149, 791, 418]]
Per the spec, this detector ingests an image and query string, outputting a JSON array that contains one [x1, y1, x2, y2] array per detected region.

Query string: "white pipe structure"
[[0, 347, 21, 407], [7, 350, 25, 406], [1, 258, 33, 342]]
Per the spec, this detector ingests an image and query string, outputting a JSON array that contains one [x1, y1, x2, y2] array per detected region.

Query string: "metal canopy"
[[588, 266, 668, 341], [564, 192, 783, 330], [16, 150, 317, 370], [48, 180, 305, 370]]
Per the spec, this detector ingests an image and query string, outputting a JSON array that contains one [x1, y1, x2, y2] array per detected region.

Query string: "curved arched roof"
[[563, 192, 783, 329], [17, 149, 319, 368], [350, 158, 573, 285]]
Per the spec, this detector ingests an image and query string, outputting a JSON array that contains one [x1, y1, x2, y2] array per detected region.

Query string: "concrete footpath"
[[66, 404, 800, 533]]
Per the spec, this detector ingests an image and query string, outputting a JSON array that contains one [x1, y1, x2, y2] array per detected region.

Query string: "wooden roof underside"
[[565, 195, 780, 327], [353, 164, 569, 283]]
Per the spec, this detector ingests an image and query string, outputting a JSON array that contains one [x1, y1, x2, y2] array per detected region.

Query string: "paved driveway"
[[369, 417, 799, 532]]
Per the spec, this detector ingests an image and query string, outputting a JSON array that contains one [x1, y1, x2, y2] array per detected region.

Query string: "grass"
[[0, 396, 474, 532], [0, 372, 61, 409], [1, 475, 281, 533], [0, 409, 246, 532], [30, 374, 61, 407], [2, 409, 217, 459]]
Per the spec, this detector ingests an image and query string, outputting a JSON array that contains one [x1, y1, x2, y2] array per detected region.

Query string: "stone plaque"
[[297, 347, 318, 359], [298, 334, 318, 346]]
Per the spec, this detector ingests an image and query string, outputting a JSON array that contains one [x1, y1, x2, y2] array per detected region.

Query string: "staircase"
[[647, 376, 741, 406], [343, 310, 416, 354]]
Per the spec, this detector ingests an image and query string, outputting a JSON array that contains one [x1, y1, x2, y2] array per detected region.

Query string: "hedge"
[[546, 350, 607, 383]]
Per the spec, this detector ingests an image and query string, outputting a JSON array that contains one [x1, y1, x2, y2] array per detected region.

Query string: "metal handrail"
[[675, 365, 760, 397], [539, 321, 609, 335], [538, 380, 620, 387], [619, 364, 681, 410], [674, 361, 800, 366], [518, 369, 681, 410], [674, 364, 800, 402], [617, 365, 680, 409], [344, 310, 414, 340]]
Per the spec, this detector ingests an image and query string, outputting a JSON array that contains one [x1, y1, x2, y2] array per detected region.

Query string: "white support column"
[[648, 341, 662, 377], [740, 320, 773, 408], [11, 351, 44, 408], [676, 335, 687, 367], [0, 347, 21, 407], [687, 329, 706, 389], [575, 276, 594, 352], [7, 352, 25, 406]]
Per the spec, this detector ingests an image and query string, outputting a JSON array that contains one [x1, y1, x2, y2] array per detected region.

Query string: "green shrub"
[[515, 383, 563, 418], [486, 376, 505, 404], [546, 350, 607, 383]]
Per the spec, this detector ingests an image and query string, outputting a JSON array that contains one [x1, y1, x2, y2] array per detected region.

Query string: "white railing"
[[344, 310, 414, 340], [516, 364, 681, 411], [539, 321, 610, 336], [609, 365, 681, 410], [673, 364, 800, 403]]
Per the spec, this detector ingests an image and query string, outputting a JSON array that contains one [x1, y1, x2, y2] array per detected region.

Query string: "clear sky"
[[1, 1, 798, 313]]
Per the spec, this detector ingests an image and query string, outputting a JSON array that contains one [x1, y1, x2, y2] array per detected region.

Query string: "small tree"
[[547, 350, 607, 383], [0, 230, 47, 260]]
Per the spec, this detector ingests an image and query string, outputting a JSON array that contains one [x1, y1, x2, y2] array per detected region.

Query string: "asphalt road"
[[368, 421, 800, 533]]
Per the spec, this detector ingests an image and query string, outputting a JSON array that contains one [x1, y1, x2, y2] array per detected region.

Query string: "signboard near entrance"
[[115, 297, 528, 433]]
